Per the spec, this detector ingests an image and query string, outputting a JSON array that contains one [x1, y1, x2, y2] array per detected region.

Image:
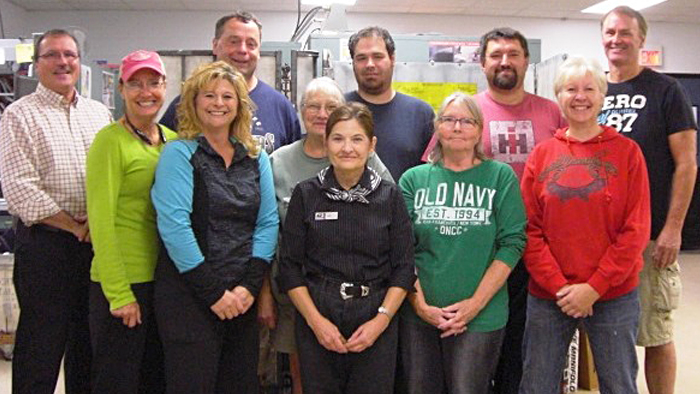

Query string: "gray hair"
[[554, 56, 608, 98], [429, 92, 486, 164], [300, 77, 345, 107]]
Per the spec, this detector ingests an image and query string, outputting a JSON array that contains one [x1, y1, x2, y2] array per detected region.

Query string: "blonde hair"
[[176, 61, 259, 157], [428, 92, 486, 164], [554, 56, 608, 98]]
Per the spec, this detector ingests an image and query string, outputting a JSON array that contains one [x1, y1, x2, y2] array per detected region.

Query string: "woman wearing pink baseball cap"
[[86, 49, 177, 393]]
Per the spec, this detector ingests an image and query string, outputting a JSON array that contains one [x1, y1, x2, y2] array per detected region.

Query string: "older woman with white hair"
[[519, 56, 651, 394], [399, 92, 526, 394], [262, 77, 392, 393]]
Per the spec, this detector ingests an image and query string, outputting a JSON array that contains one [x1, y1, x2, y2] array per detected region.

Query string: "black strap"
[[124, 115, 166, 146]]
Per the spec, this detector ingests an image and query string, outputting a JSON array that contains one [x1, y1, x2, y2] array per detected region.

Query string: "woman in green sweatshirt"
[[398, 92, 527, 394]]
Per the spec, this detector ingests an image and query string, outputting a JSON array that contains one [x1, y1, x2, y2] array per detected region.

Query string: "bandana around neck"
[[317, 165, 381, 204]]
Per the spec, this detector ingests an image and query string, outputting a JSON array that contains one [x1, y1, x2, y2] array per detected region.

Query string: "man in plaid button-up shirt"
[[0, 29, 111, 394]]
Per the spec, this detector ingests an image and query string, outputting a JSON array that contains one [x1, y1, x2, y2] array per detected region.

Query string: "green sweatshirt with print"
[[399, 160, 526, 332]]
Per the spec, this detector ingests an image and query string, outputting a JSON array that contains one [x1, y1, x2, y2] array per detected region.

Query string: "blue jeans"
[[519, 289, 640, 394], [400, 317, 504, 394]]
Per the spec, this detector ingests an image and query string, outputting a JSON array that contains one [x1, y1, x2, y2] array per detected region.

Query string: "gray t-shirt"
[[270, 138, 394, 224]]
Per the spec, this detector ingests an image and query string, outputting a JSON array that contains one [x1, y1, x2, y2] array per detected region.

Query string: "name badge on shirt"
[[315, 212, 338, 221]]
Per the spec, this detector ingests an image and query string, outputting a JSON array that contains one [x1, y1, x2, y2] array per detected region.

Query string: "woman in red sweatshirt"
[[519, 56, 650, 394]]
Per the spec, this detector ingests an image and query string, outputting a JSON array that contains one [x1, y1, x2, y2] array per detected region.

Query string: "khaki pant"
[[637, 241, 682, 347]]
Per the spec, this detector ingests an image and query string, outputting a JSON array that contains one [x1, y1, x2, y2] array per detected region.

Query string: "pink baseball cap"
[[119, 50, 166, 82]]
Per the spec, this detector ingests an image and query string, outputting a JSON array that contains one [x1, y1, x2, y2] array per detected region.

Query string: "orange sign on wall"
[[640, 48, 663, 67]]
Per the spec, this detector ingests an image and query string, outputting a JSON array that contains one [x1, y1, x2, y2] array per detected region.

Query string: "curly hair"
[[176, 61, 259, 157]]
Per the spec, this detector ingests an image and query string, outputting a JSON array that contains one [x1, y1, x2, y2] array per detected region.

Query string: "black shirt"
[[599, 68, 698, 238], [278, 166, 416, 293]]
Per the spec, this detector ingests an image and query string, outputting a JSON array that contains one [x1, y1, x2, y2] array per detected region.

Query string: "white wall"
[[348, 12, 698, 73], [21, 9, 700, 73], [0, 0, 29, 38]]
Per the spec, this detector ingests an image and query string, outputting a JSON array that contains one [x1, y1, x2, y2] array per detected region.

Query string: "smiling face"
[[352, 36, 395, 96], [601, 11, 645, 68], [437, 101, 481, 155], [195, 78, 239, 135], [326, 118, 376, 174], [212, 18, 261, 83], [302, 91, 342, 137], [35, 34, 81, 99], [119, 69, 165, 121], [481, 38, 529, 92], [557, 72, 604, 128]]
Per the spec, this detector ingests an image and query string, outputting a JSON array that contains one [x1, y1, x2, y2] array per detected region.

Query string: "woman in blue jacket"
[[151, 61, 278, 394]]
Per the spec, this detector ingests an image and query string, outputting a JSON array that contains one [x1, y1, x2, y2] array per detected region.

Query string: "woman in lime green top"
[[86, 50, 176, 394]]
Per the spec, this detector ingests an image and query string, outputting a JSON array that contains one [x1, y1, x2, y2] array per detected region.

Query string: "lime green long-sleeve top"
[[87, 121, 177, 310]]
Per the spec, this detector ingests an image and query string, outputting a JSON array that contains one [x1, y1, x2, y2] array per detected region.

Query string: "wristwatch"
[[377, 306, 393, 319]]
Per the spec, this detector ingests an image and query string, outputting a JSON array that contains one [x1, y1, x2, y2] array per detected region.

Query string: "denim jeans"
[[519, 289, 640, 394], [400, 317, 505, 394]]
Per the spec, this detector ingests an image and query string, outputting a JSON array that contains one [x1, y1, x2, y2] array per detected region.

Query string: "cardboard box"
[[578, 330, 600, 390]]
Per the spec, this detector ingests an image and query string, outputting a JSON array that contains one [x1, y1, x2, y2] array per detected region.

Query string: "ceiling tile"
[[6, 0, 700, 24]]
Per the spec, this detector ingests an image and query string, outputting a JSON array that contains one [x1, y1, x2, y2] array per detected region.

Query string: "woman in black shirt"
[[278, 102, 415, 394]]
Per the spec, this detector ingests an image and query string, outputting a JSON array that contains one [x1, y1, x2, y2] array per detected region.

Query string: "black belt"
[[17, 220, 70, 235], [33, 223, 73, 235], [307, 274, 387, 300]]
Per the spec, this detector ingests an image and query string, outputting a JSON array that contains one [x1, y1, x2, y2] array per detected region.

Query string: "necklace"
[[124, 115, 166, 146]]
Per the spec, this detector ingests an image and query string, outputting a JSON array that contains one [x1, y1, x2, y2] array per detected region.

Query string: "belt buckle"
[[340, 282, 353, 300]]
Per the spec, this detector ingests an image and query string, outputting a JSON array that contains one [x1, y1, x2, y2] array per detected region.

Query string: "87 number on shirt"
[[604, 112, 638, 132]]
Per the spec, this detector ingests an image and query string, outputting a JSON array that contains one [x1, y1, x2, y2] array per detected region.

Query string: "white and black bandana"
[[317, 166, 381, 204]]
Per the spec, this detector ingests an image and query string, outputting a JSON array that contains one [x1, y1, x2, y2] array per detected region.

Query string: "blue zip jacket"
[[152, 136, 278, 306]]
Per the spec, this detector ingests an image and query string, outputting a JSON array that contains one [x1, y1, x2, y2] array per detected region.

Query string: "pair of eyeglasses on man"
[[38, 51, 80, 62], [438, 116, 478, 128], [124, 80, 165, 92], [305, 103, 339, 115]]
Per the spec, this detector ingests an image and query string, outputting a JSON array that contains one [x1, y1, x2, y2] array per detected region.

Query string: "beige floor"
[[1, 252, 699, 393], [576, 250, 700, 394]]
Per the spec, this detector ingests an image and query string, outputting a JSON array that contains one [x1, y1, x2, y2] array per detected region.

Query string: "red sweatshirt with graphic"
[[521, 125, 651, 301]]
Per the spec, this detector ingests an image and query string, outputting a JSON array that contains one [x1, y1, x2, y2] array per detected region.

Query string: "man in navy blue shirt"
[[344, 26, 434, 180], [161, 10, 301, 154]]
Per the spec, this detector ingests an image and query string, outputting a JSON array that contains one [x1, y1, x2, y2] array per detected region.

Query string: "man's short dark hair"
[[348, 26, 395, 59], [33, 29, 80, 62], [479, 27, 529, 65], [601, 6, 648, 39], [215, 10, 262, 40]]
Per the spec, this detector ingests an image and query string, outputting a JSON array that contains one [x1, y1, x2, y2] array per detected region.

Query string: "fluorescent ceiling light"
[[301, 0, 357, 6], [581, 0, 667, 14]]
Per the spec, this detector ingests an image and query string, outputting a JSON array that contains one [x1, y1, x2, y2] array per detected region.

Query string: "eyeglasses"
[[438, 116, 478, 128], [304, 102, 339, 115], [37, 51, 79, 62], [124, 80, 164, 92]]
